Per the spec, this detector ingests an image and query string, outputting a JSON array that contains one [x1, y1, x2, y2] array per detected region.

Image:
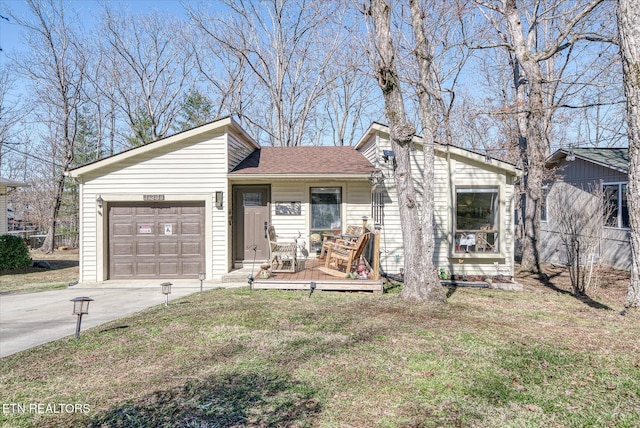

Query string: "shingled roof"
[[230, 146, 376, 175], [547, 148, 629, 173]]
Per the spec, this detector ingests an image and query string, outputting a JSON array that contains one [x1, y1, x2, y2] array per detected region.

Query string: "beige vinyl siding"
[[359, 132, 517, 277], [267, 180, 372, 258], [78, 131, 230, 282], [358, 133, 379, 165], [270, 182, 308, 245], [445, 154, 515, 276], [227, 130, 256, 171]]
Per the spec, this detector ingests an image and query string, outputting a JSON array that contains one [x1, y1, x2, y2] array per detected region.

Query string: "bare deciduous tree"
[[101, 7, 195, 145], [11, 0, 87, 253], [191, 0, 349, 147], [618, 0, 640, 309], [367, 0, 446, 302], [0, 65, 21, 173], [474, 0, 613, 273]]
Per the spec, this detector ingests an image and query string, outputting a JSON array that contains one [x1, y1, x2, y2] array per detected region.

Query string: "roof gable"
[[69, 116, 258, 178], [547, 148, 629, 174]]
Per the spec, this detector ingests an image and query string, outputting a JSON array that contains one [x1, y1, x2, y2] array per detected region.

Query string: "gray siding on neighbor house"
[[553, 157, 627, 187], [541, 157, 631, 270], [0, 188, 7, 234]]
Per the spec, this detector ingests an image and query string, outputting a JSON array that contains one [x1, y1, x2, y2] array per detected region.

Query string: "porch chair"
[[319, 232, 372, 278], [318, 225, 363, 259], [267, 225, 297, 273]]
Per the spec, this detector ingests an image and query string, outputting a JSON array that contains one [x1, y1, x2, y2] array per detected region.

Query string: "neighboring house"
[[68, 117, 520, 283], [0, 178, 29, 235], [542, 148, 630, 270]]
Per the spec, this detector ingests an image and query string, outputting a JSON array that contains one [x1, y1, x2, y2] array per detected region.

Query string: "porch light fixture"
[[70, 296, 94, 339], [382, 150, 395, 163], [368, 169, 385, 186], [198, 272, 205, 293], [96, 195, 103, 208], [161, 282, 172, 306], [215, 191, 223, 208]]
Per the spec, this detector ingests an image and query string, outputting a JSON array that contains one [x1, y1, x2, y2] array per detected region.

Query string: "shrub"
[[0, 234, 32, 271]]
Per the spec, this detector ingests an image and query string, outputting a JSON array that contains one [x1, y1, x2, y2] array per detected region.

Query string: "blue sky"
[[0, 0, 191, 64]]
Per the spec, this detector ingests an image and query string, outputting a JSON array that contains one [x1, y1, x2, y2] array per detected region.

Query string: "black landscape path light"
[[161, 282, 172, 306], [71, 297, 93, 339], [198, 272, 205, 293]]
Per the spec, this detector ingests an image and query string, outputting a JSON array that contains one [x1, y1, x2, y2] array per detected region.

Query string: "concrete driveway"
[[0, 280, 246, 359]]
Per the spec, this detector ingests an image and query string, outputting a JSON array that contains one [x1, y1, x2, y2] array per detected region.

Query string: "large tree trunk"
[[619, 0, 640, 309], [503, 1, 549, 273], [408, 0, 447, 302], [369, 0, 445, 303]]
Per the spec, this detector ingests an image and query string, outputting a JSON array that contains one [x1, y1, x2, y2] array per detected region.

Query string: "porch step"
[[222, 267, 259, 283], [253, 279, 383, 294]]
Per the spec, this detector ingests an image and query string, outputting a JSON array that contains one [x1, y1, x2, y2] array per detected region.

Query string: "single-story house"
[[0, 178, 29, 235], [542, 147, 630, 270], [68, 117, 520, 283]]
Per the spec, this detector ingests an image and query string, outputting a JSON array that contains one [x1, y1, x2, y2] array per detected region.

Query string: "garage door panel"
[[182, 262, 202, 275], [136, 242, 156, 255], [109, 201, 205, 279], [111, 206, 133, 216], [112, 242, 133, 256], [112, 262, 134, 276], [158, 206, 178, 216], [181, 206, 203, 215], [159, 242, 178, 255], [135, 206, 156, 216], [159, 262, 179, 275], [181, 222, 201, 235], [136, 262, 158, 275], [113, 224, 133, 236], [181, 242, 201, 255]]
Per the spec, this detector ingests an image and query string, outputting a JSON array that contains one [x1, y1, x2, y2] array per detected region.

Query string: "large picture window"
[[604, 183, 629, 229], [310, 187, 342, 252], [455, 187, 499, 253]]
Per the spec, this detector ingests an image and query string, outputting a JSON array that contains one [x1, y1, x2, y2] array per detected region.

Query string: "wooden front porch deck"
[[252, 258, 384, 294]]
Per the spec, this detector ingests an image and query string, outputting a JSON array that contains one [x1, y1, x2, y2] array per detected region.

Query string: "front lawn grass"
[[1, 283, 639, 427], [0, 250, 79, 294]]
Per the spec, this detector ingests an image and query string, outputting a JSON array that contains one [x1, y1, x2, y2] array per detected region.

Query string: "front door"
[[233, 185, 270, 263]]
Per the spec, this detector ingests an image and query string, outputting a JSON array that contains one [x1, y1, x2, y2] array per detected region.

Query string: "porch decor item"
[[319, 232, 372, 278], [267, 225, 297, 273]]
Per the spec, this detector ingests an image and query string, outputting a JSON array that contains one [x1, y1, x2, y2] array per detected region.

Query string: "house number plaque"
[[143, 194, 165, 201]]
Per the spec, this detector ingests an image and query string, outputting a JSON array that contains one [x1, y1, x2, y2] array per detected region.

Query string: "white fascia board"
[[228, 174, 370, 181]]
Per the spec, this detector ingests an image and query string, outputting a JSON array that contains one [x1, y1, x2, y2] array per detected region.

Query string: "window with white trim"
[[540, 186, 549, 222], [604, 183, 629, 229], [454, 187, 499, 253]]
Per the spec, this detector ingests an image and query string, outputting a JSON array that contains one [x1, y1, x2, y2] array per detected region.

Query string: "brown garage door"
[[108, 201, 205, 279]]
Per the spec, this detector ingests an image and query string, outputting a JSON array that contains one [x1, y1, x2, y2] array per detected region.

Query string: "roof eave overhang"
[[228, 173, 372, 181], [356, 123, 520, 176], [439, 145, 521, 176], [0, 180, 29, 188]]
